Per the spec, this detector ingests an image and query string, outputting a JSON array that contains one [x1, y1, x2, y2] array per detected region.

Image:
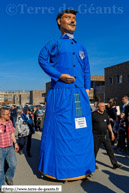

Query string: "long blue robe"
[[38, 34, 95, 179]]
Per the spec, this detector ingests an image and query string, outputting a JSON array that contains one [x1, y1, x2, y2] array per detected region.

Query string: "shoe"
[[19, 150, 23, 155], [5, 176, 13, 185], [113, 164, 122, 169], [27, 152, 32, 157], [95, 165, 99, 169]]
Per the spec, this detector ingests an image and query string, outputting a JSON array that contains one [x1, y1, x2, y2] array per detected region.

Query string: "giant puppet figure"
[[38, 9, 95, 181]]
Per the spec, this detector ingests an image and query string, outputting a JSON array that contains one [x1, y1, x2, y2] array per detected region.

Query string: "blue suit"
[[38, 34, 95, 179], [38, 34, 91, 89]]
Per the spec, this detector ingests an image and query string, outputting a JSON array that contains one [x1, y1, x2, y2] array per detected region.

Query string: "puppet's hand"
[[86, 89, 89, 96], [60, 74, 75, 83]]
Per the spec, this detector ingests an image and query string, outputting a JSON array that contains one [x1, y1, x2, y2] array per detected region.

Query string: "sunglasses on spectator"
[[4, 125, 6, 133]]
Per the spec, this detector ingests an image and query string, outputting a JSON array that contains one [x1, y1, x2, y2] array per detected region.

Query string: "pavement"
[[12, 132, 129, 193]]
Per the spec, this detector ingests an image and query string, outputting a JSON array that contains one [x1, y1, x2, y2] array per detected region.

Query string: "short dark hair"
[[0, 107, 10, 117], [23, 107, 29, 112], [56, 9, 78, 21], [56, 9, 78, 29], [109, 98, 116, 106]]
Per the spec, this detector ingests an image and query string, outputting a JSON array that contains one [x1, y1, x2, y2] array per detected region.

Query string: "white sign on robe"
[[75, 117, 87, 129]]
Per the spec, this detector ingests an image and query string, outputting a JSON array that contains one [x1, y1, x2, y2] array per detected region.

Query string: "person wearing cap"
[[38, 9, 95, 181]]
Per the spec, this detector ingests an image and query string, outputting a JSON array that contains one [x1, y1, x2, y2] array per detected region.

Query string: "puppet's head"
[[56, 9, 78, 34]]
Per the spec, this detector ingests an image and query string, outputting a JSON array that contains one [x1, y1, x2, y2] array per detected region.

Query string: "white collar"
[[64, 33, 74, 39]]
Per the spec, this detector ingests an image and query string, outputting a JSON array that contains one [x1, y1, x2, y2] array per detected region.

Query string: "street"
[[13, 132, 129, 193]]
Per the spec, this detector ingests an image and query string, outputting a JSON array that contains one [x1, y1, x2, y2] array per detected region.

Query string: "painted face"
[[58, 13, 76, 34]]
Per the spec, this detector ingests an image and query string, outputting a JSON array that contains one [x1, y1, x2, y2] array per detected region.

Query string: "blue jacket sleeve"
[[38, 40, 62, 81], [83, 48, 91, 89]]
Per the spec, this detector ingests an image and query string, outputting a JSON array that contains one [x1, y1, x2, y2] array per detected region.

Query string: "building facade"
[[91, 75, 105, 102], [30, 90, 46, 105], [105, 61, 129, 106], [0, 90, 46, 106], [0, 91, 4, 105]]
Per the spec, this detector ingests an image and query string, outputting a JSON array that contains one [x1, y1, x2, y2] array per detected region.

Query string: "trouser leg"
[[0, 148, 6, 187], [93, 135, 102, 159], [19, 137, 24, 150], [103, 135, 117, 166], [4, 159, 9, 173], [26, 134, 32, 153], [12, 117, 17, 128], [19, 137, 26, 150], [5, 146, 17, 180]]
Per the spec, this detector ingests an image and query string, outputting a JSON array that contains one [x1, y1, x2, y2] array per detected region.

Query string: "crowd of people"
[[0, 104, 46, 192], [11, 105, 45, 155], [10, 105, 45, 131], [92, 96, 129, 157]]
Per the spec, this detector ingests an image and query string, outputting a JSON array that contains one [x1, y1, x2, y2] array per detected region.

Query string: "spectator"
[[117, 114, 126, 153], [20, 107, 34, 157], [33, 107, 38, 131], [16, 111, 30, 155], [92, 101, 98, 112], [92, 102, 121, 169], [106, 98, 117, 127], [0, 107, 19, 191], [122, 96, 129, 113], [10, 105, 17, 128], [37, 106, 43, 115], [127, 113, 129, 154], [124, 102, 129, 151], [36, 106, 43, 131], [113, 116, 120, 147], [121, 96, 129, 151]]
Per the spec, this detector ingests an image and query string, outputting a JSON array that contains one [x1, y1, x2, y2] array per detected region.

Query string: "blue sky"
[[0, 0, 129, 91]]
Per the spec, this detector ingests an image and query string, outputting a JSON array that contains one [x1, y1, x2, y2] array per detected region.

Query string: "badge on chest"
[[79, 51, 85, 60]]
